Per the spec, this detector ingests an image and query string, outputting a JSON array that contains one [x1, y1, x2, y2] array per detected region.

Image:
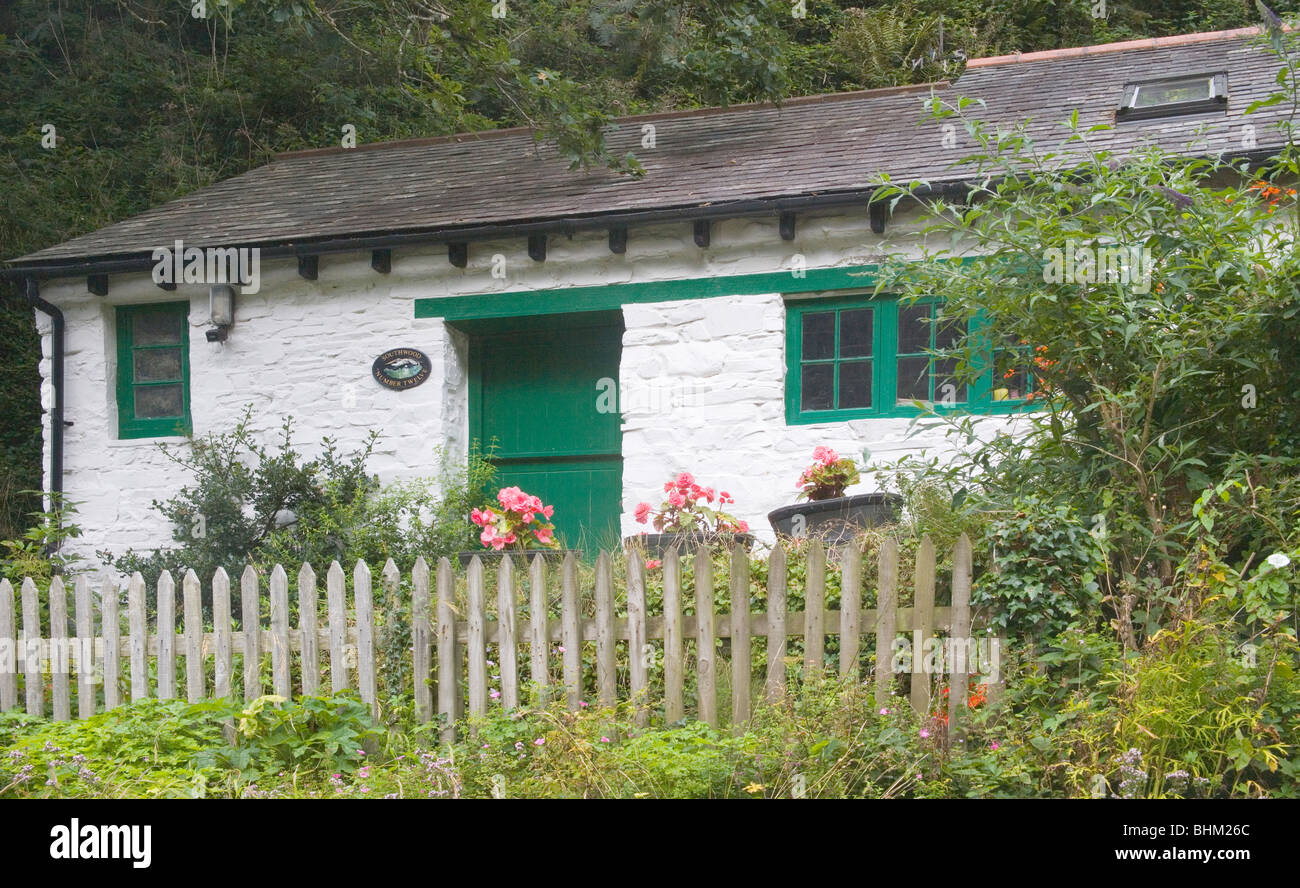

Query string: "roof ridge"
[[273, 81, 947, 161], [966, 25, 1270, 69]]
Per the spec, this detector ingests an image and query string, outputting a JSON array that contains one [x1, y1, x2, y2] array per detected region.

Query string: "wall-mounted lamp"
[[206, 284, 236, 342]]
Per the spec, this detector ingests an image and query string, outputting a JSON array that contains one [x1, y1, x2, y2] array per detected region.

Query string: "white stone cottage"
[[4, 27, 1290, 560]]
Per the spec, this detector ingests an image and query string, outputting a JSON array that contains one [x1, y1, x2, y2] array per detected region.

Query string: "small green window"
[[785, 294, 1037, 424], [116, 302, 192, 438]]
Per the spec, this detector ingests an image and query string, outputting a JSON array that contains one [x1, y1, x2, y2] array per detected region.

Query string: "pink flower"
[[646, 559, 662, 569], [542, 504, 554, 518], [634, 502, 653, 524], [675, 472, 696, 490], [989, 742, 1000, 751], [533, 738, 545, 746], [812, 445, 839, 466], [490, 689, 500, 700], [668, 490, 687, 508], [534, 527, 553, 545], [600, 737, 611, 743], [919, 728, 931, 739]]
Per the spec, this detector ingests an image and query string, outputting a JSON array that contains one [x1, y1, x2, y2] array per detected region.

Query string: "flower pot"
[[623, 532, 754, 558], [767, 493, 901, 545], [457, 549, 579, 568]]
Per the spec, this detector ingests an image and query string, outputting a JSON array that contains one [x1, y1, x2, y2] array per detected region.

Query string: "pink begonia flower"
[[733, 520, 750, 533], [534, 527, 553, 545], [668, 490, 687, 508], [542, 504, 554, 519], [634, 502, 653, 524], [646, 559, 662, 569], [675, 472, 695, 490]]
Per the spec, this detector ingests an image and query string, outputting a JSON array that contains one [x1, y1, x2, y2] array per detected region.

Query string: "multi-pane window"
[[797, 305, 875, 412], [116, 302, 192, 438], [785, 295, 1035, 424]]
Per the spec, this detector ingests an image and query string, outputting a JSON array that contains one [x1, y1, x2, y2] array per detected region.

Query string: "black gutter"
[[24, 278, 64, 512]]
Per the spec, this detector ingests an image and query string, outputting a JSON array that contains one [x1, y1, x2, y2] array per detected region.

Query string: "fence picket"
[[22, 577, 43, 716], [662, 547, 684, 722], [528, 555, 548, 701], [948, 533, 973, 736], [765, 543, 787, 702], [75, 576, 95, 719], [0, 579, 16, 712], [840, 541, 863, 679], [298, 563, 319, 696], [910, 535, 936, 716], [594, 552, 616, 708], [435, 557, 458, 740], [466, 556, 487, 718], [102, 577, 120, 709], [805, 541, 826, 671], [355, 560, 377, 714], [874, 539, 899, 709], [730, 545, 751, 728], [627, 551, 648, 727], [183, 569, 204, 702], [412, 557, 432, 722], [128, 572, 147, 702], [694, 547, 716, 728], [497, 556, 519, 709], [156, 570, 176, 700], [213, 568, 232, 700], [242, 566, 261, 701], [327, 562, 347, 693], [560, 553, 581, 710], [270, 565, 291, 698], [48, 577, 70, 720]]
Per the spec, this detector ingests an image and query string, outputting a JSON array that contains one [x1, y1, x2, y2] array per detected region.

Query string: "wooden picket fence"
[[0, 534, 997, 738]]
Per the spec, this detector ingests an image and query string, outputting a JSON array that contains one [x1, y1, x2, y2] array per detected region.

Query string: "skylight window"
[[1118, 73, 1227, 120]]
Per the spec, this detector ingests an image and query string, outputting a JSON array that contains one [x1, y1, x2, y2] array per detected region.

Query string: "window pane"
[[934, 315, 964, 351], [134, 348, 181, 383], [897, 356, 930, 402], [838, 361, 872, 408], [994, 349, 1029, 400], [134, 384, 183, 419], [933, 358, 967, 404], [801, 364, 834, 411], [839, 309, 873, 358], [1134, 76, 1212, 108], [802, 311, 835, 360], [898, 304, 931, 354], [133, 310, 184, 346]]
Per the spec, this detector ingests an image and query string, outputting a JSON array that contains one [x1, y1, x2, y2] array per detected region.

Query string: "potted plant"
[[627, 472, 753, 557], [767, 447, 900, 544], [459, 486, 574, 565]]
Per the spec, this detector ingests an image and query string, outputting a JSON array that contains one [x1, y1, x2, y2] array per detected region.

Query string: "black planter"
[[623, 532, 754, 559], [457, 549, 579, 567], [767, 493, 901, 545]]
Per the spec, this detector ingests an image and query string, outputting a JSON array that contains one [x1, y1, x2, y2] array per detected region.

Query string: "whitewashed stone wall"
[[38, 204, 1017, 562]]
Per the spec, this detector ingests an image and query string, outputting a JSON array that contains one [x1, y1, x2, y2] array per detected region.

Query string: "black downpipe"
[[24, 278, 64, 550]]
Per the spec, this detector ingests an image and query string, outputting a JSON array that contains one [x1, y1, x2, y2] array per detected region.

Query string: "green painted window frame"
[[115, 301, 193, 439], [784, 293, 1038, 425]]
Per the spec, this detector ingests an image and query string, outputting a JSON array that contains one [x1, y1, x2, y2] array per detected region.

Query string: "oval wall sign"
[[372, 348, 432, 390]]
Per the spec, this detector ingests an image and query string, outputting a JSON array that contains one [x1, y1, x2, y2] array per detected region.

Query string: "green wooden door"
[[467, 313, 623, 549]]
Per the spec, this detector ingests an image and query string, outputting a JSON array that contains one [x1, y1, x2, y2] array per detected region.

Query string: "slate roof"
[[10, 26, 1294, 270]]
